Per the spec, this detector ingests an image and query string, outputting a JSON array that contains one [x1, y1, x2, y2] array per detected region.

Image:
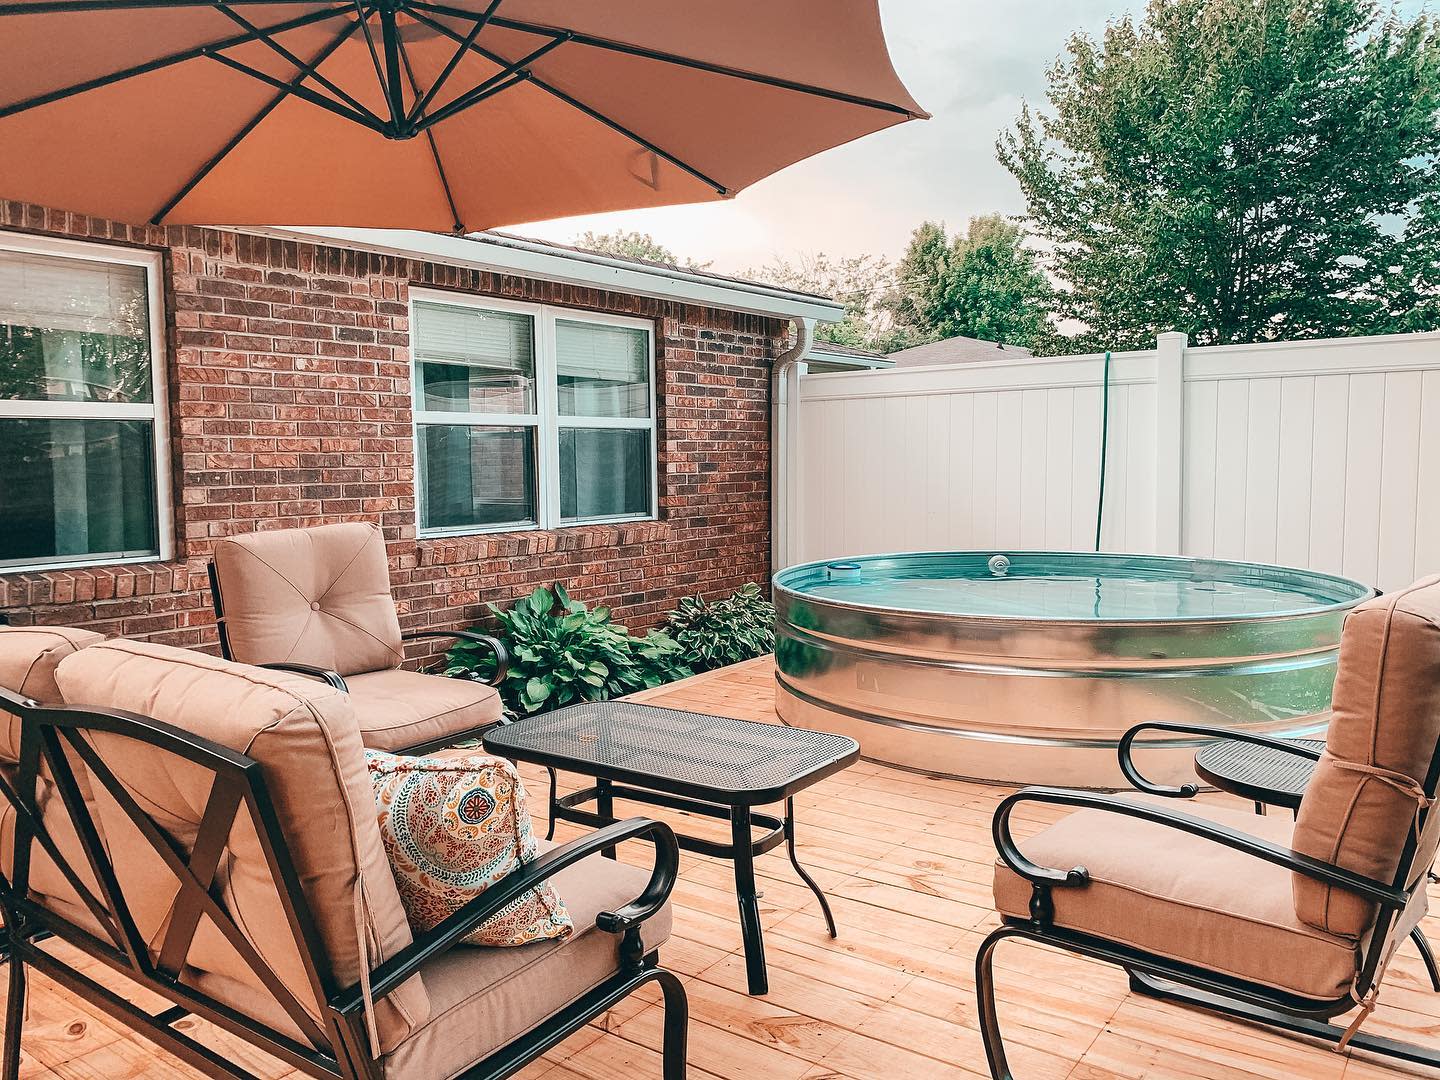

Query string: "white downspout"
[[771, 317, 814, 573]]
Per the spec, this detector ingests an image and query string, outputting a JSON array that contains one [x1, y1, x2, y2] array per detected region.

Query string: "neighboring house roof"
[[254, 227, 847, 325], [887, 336, 1033, 366]]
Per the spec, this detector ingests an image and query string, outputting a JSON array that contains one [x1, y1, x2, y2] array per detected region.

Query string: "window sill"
[[419, 519, 671, 565], [0, 552, 164, 576]]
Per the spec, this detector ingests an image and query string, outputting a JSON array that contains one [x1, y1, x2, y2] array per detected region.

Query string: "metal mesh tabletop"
[[484, 701, 859, 801], [1193, 738, 1325, 807]]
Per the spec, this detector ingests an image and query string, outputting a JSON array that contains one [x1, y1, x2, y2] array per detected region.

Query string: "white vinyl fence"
[[793, 330, 1440, 591]]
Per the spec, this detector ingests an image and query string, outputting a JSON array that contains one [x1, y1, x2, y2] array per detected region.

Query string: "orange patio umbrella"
[[0, 0, 927, 231]]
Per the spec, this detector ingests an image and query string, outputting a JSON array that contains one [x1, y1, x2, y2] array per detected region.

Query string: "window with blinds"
[[411, 293, 656, 535], [0, 235, 167, 570]]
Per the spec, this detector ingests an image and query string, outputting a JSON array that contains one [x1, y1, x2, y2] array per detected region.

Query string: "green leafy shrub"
[[444, 583, 691, 715], [661, 583, 775, 673]]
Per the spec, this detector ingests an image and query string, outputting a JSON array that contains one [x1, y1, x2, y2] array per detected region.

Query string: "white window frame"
[[411, 289, 658, 537], [0, 230, 173, 573]]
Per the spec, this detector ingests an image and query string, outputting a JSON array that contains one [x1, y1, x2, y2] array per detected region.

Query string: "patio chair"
[[208, 522, 509, 754], [0, 638, 687, 1080], [978, 575, 1440, 1079]]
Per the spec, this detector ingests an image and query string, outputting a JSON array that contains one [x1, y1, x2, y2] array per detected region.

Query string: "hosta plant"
[[661, 583, 775, 673], [444, 583, 691, 715]]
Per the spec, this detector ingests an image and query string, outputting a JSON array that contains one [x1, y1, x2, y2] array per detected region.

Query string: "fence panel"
[[794, 331, 1440, 591]]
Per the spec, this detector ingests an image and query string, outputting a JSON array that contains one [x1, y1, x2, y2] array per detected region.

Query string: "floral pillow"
[[365, 749, 572, 947]]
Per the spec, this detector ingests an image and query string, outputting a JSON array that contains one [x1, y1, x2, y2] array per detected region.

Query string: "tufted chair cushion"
[[212, 522, 405, 677], [0, 625, 105, 762], [1292, 576, 1440, 939]]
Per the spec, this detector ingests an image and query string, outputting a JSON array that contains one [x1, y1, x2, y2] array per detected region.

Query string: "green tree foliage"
[[890, 216, 1058, 350], [743, 252, 918, 352], [999, 0, 1440, 349], [573, 229, 712, 270]]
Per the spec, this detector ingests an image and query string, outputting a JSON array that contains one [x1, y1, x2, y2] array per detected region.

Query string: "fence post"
[[1153, 332, 1188, 555]]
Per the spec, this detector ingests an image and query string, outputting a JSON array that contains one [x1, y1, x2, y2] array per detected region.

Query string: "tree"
[[573, 229, 711, 270], [743, 252, 916, 352], [889, 220, 952, 338], [999, 0, 1440, 349], [890, 216, 1058, 350]]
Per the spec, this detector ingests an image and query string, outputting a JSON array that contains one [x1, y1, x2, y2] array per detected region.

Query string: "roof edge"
[[241, 227, 848, 324]]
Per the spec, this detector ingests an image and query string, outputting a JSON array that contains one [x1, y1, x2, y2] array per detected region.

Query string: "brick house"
[[0, 202, 853, 650]]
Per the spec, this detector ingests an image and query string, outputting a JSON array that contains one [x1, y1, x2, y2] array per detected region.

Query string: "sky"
[[512, 0, 1431, 276], [508, 1, 1163, 274]]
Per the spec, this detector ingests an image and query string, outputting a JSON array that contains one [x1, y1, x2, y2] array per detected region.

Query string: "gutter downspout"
[[771, 317, 815, 574]]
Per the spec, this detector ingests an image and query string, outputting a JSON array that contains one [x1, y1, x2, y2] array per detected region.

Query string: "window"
[[0, 234, 170, 571], [412, 292, 656, 535]]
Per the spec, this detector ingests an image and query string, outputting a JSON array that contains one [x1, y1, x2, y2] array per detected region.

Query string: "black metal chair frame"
[[207, 560, 510, 755], [0, 687, 687, 1080], [976, 720, 1440, 1080]]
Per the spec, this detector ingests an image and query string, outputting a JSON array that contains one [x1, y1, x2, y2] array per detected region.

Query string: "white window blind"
[[0, 249, 149, 337], [555, 319, 648, 383], [413, 301, 532, 370]]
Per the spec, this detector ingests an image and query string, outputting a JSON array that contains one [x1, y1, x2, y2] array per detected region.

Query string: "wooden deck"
[[8, 656, 1440, 1079]]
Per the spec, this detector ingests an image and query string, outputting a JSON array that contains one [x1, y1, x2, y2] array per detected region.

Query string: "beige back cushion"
[[212, 523, 404, 677], [53, 639, 428, 1052], [1292, 577, 1440, 939], [0, 626, 105, 762], [0, 625, 109, 937]]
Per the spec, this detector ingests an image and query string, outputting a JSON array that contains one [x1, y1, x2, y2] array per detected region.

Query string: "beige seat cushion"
[[347, 669, 504, 752], [54, 640, 429, 1053], [1292, 577, 1440, 939], [382, 847, 672, 1079], [993, 794, 1360, 1001], [0, 626, 105, 761], [212, 522, 404, 677]]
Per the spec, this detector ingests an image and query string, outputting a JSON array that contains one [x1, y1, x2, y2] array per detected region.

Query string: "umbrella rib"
[[409, 11, 729, 196], [150, 15, 364, 224], [205, 50, 381, 131], [410, 1, 926, 119], [397, 34, 465, 234], [0, 0, 322, 11], [412, 34, 567, 134], [408, 0, 504, 124], [0, 4, 349, 120], [212, 0, 380, 125], [351, 0, 389, 102]]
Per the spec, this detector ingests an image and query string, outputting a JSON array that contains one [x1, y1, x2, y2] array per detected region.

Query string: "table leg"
[[544, 767, 559, 842], [785, 797, 837, 938], [731, 806, 768, 995], [597, 777, 616, 859]]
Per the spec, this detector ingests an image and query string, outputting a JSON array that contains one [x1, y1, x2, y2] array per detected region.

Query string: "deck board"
[[4, 656, 1437, 1079]]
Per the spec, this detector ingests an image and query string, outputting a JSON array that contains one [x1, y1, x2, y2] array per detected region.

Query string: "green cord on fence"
[[1094, 350, 1112, 552]]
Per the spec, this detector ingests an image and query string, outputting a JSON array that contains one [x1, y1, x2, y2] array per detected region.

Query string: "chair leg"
[[1411, 927, 1440, 993], [2, 939, 24, 1080], [975, 927, 1018, 1080], [654, 968, 689, 1080]]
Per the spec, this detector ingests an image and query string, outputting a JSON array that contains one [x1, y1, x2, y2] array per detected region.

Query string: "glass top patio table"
[[482, 700, 860, 806]]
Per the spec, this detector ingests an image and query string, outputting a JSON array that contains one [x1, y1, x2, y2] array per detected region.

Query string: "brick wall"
[[0, 202, 782, 650]]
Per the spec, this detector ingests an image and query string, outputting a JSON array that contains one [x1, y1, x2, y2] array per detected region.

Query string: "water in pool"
[[803, 569, 1339, 620]]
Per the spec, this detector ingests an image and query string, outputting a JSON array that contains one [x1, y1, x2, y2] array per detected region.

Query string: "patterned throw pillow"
[[365, 750, 572, 947]]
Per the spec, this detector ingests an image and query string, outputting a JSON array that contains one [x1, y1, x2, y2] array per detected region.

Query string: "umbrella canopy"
[[0, 1, 926, 231]]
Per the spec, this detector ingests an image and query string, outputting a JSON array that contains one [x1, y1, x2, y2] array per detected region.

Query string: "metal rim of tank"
[[771, 550, 1376, 626]]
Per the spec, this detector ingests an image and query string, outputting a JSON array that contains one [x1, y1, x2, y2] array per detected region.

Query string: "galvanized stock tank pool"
[[772, 552, 1374, 787]]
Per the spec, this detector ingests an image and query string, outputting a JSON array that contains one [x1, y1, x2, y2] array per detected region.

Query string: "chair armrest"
[[330, 816, 679, 1015], [993, 786, 1406, 910], [256, 662, 347, 692], [402, 629, 510, 687], [1118, 721, 1324, 797]]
